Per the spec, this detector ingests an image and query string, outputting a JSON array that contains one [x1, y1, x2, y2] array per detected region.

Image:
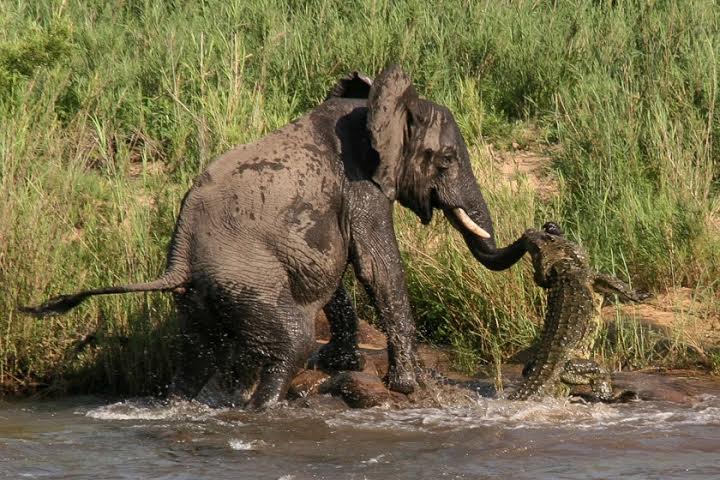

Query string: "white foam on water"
[[325, 394, 720, 433], [573, 395, 720, 431], [361, 453, 386, 464], [85, 399, 219, 422], [325, 397, 614, 432], [83, 393, 720, 439], [228, 439, 266, 451]]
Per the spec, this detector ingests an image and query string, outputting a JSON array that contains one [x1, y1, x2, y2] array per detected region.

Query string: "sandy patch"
[[602, 287, 720, 354], [487, 144, 560, 200]]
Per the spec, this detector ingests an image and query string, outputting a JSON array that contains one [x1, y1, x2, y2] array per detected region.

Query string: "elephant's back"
[[174, 121, 349, 305], [200, 134, 345, 234]]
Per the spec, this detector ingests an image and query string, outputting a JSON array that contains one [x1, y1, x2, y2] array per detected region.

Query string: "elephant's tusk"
[[452, 208, 491, 239]]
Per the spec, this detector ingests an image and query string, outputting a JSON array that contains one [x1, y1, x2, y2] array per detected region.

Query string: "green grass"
[[2, 0, 719, 394]]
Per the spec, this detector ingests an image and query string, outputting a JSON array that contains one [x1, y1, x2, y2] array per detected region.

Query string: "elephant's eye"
[[437, 154, 453, 170]]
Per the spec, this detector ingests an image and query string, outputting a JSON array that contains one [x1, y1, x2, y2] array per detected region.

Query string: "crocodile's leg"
[[593, 273, 650, 303], [562, 358, 613, 401]]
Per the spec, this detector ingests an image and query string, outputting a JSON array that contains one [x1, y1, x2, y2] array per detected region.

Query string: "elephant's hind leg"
[[246, 303, 316, 410], [168, 292, 222, 400]]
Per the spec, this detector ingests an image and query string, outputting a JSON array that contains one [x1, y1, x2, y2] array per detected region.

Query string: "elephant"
[[21, 65, 527, 409]]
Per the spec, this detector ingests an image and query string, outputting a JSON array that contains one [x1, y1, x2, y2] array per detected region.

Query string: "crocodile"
[[509, 222, 647, 401]]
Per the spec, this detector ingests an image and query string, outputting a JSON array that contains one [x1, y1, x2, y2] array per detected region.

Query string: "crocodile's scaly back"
[[509, 258, 597, 400], [508, 224, 630, 401]]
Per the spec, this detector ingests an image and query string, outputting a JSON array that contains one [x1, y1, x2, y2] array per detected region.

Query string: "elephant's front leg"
[[349, 195, 418, 394], [317, 285, 364, 372]]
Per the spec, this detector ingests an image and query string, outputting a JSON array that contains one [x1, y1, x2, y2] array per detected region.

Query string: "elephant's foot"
[[167, 372, 208, 401], [385, 363, 417, 394], [246, 362, 297, 410], [316, 341, 365, 372]]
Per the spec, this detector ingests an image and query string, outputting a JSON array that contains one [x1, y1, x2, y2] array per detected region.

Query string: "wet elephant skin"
[[21, 66, 528, 409]]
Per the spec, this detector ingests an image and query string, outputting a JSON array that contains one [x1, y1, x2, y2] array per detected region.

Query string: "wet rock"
[[314, 311, 331, 341], [319, 371, 391, 408], [289, 393, 349, 411], [287, 369, 330, 399], [353, 343, 461, 385], [357, 321, 386, 349], [611, 370, 717, 404], [360, 357, 380, 377], [314, 312, 386, 349], [360, 349, 388, 378]]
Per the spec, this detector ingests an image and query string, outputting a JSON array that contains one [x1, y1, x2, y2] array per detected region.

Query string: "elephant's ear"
[[326, 71, 373, 100], [367, 65, 419, 200]]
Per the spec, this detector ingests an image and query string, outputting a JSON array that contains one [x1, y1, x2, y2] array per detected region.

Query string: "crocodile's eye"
[[543, 221, 564, 236]]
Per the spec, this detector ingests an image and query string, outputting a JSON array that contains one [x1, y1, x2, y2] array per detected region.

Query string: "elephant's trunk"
[[465, 231, 528, 271], [436, 138, 528, 271], [444, 206, 527, 271]]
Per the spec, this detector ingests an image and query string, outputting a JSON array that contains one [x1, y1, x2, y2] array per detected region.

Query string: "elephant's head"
[[367, 65, 526, 270]]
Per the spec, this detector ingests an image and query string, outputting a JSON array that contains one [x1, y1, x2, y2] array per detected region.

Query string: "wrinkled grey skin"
[[21, 66, 526, 409]]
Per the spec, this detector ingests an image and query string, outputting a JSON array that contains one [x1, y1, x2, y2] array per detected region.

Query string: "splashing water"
[[2, 380, 720, 479]]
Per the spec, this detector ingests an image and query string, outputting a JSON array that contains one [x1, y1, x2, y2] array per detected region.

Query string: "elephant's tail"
[[21, 185, 197, 318], [19, 268, 189, 318]]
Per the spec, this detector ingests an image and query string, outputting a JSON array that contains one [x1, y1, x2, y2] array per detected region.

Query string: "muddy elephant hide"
[[21, 66, 527, 408]]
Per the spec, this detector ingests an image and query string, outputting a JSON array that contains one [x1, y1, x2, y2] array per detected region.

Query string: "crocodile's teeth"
[[452, 208, 491, 239]]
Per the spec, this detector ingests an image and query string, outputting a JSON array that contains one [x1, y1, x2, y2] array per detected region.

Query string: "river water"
[[2, 385, 720, 479]]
